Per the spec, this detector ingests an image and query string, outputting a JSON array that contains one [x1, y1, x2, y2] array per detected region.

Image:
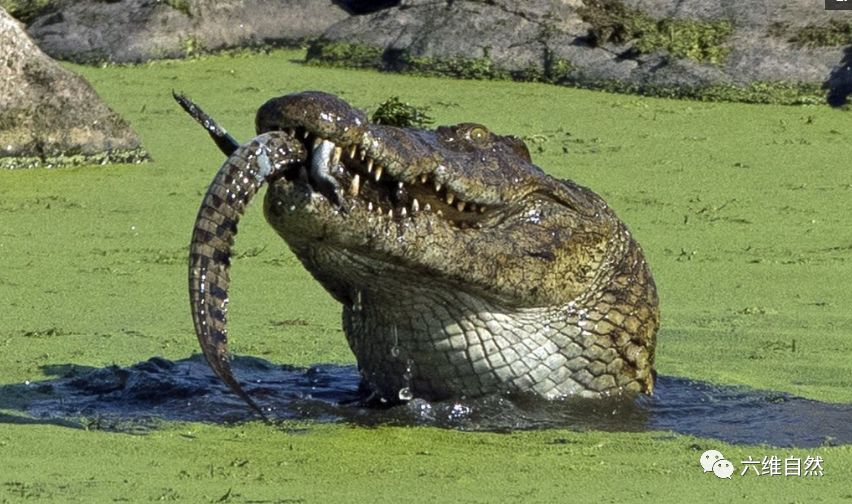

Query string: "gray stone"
[[314, 0, 852, 104], [18, 0, 852, 104], [0, 7, 146, 168], [26, 0, 350, 64]]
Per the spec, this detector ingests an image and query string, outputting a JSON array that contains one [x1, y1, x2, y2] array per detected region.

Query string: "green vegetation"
[[371, 96, 434, 128], [306, 40, 579, 84], [0, 49, 850, 501], [0, 0, 52, 23], [777, 19, 852, 48], [400, 49, 511, 80], [305, 32, 825, 105], [179, 34, 204, 58], [305, 40, 385, 69], [0, 147, 149, 170], [578, 0, 733, 65], [305, 40, 512, 80], [580, 80, 826, 106], [164, 0, 192, 18]]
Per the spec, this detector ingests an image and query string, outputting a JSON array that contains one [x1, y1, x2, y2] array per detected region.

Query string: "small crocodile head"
[[259, 92, 618, 309], [187, 91, 658, 408]]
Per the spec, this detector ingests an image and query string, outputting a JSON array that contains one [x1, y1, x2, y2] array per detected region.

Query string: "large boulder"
[[309, 0, 852, 104], [0, 7, 146, 168], [16, 0, 852, 104], [26, 0, 350, 64]]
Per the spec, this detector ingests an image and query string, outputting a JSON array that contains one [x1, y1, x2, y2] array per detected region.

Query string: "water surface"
[[0, 355, 848, 447]]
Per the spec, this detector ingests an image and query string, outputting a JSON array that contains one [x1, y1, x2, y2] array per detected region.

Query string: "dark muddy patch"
[[0, 355, 849, 447]]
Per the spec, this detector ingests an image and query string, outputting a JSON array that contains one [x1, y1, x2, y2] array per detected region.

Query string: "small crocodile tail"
[[188, 132, 306, 419], [173, 91, 240, 156]]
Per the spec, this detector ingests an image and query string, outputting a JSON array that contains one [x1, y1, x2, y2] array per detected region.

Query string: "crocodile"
[[182, 91, 659, 415]]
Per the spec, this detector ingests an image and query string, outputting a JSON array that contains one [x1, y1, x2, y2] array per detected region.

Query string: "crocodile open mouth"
[[278, 126, 490, 228]]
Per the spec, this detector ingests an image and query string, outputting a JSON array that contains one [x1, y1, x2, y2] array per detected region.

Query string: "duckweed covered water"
[[1, 49, 851, 502]]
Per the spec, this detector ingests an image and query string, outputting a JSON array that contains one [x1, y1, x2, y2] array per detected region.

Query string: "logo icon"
[[700, 450, 734, 479], [712, 459, 735, 479]]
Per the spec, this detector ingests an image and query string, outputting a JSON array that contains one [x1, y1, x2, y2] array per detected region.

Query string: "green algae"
[[371, 96, 434, 128], [0, 422, 850, 502], [0, 147, 150, 170], [0, 49, 851, 502], [578, 0, 733, 65], [304, 39, 826, 106], [0, 0, 52, 23], [777, 19, 852, 48]]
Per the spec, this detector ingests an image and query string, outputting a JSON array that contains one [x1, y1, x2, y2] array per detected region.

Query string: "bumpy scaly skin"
[[188, 132, 306, 415], [188, 91, 659, 407]]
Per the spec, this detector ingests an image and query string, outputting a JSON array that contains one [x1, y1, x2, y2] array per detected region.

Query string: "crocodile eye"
[[468, 125, 489, 145]]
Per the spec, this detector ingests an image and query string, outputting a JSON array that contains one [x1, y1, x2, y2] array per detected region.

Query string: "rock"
[[17, 0, 852, 104], [0, 7, 146, 169], [26, 0, 350, 64], [311, 0, 852, 104]]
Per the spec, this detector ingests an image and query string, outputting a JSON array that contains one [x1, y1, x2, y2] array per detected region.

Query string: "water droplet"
[[526, 209, 542, 224], [389, 325, 401, 358], [449, 402, 472, 420], [398, 387, 413, 401]]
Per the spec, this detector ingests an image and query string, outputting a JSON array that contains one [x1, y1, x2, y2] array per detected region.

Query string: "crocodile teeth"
[[411, 198, 420, 212], [436, 209, 443, 217], [366, 159, 374, 173], [397, 181, 404, 189], [311, 139, 342, 196], [349, 145, 357, 159], [350, 174, 361, 196], [445, 193, 455, 205], [360, 149, 367, 161], [367, 201, 374, 212], [420, 174, 428, 184], [424, 203, 432, 212], [400, 207, 407, 217], [434, 181, 443, 192], [456, 201, 466, 212], [387, 208, 393, 218], [332, 146, 342, 166], [303, 130, 310, 139], [478, 206, 486, 213], [374, 165, 383, 181]]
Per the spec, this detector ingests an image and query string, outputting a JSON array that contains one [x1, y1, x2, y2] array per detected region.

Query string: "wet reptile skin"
[[188, 91, 659, 407]]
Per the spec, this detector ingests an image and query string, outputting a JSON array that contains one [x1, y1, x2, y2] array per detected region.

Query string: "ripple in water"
[[1, 355, 849, 447]]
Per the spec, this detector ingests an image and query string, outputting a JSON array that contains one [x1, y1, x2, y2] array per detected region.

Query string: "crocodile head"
[[188, 91, 659, 409]]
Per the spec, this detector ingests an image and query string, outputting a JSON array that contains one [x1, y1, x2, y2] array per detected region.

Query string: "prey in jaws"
[[179, 91, 659, 418]]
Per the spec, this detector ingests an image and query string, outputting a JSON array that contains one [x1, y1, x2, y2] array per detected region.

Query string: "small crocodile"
[[182, 91, 659, 415]]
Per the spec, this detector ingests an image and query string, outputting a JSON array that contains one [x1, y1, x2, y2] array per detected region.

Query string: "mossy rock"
[[578, 0, 733, 66], [0, 0, 52, 23], [0, 7, 148, 168]]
